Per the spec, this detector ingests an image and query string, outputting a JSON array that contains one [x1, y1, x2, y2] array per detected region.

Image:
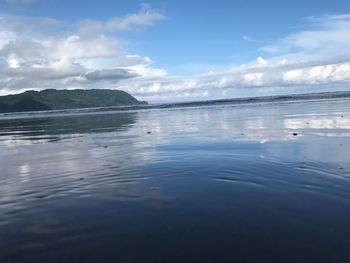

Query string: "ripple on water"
[[1, 99, 350, 262]]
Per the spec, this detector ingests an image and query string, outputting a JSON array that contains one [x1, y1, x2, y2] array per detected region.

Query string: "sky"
[[1, 0, 350, 102]]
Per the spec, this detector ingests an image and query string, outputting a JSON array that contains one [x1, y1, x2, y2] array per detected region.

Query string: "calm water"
[[1, 99, 350, 263]]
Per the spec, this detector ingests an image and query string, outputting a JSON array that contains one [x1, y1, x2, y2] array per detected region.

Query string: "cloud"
[[128, 14, 350, 102], [0, 5, 165, 94], [126, 59, 350, 102], [1, 9, 350, 103], [77, 4, 166, 36], [242, 35, 259, 44], [106, 3, 166, 31], [261, 14, 350, 59], [85, 69, 138, 82], [257, 57, 267, 65]]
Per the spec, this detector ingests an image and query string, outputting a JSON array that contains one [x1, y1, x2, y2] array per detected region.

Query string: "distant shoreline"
[[1, 90, 349, 120], [151, 90, 350, 108]]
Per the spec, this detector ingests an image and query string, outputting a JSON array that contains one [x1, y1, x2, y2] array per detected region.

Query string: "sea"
[[0, 96, 350, 263]]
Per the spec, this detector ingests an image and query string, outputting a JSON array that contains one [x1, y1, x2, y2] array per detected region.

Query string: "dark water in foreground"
[[1, 99, 350, 263]]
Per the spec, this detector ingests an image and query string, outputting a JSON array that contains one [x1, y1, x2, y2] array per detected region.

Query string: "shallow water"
[[1, 99, 350, 263]]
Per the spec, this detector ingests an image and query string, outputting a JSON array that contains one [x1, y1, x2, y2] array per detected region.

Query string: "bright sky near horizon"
[[1, 0, 350, 102]]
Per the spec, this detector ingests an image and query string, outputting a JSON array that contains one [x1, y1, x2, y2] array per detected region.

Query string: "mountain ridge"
[[0, 89, 147, 113]]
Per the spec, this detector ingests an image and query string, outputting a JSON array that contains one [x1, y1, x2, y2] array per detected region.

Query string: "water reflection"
[[1, 98, 350, 262], [0, 112, 137, 142]]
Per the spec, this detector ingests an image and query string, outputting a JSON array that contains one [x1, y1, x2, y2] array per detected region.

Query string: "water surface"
[[1, 99, 350, 263]]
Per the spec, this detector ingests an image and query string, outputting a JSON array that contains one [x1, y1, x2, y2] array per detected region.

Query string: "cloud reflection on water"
[[0, 99, 350, 220]]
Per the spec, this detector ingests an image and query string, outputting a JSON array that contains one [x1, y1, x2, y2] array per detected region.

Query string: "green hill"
[[0, 89, 147, 113]]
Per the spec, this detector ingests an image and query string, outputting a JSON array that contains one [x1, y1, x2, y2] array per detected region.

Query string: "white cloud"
[[1, 10, 350, 103], [0, 13, 62, 35], [261, 14, 350, 58], [106, 4, 165, 31], [0, 5, 167, 94], [257, 57, 267, 65], [243, 35, 259, 44], [114, 51, 350, 102], [129, 14, 350, 102], [77, 4, 165, 36]]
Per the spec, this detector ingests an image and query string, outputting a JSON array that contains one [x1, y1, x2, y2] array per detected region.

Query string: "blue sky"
[[1, 0, 350, 102]]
